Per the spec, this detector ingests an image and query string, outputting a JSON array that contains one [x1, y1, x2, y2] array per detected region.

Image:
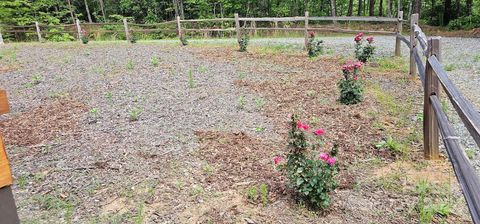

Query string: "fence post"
[[176, 16, 182, 38], [424, 37, 441, 160], [35, 22, 42, 42], [123, 18, 130, 42], [274, 20, 278, 36], [234, 13, 240, 43], [0, 29, 4, 45], [252, 20, 257, 37], [304, 11, 309, 50], [409, 13, 419, 76], [395, 11, 403, 57], [76, 19, 82, 40]]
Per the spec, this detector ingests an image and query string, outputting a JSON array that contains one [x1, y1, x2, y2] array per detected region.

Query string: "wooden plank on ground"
[[0, 136, 13, 189], [0, 90, 9, 115]]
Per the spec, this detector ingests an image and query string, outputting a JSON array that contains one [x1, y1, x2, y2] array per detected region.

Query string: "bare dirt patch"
[[0, 98, 86, 146]]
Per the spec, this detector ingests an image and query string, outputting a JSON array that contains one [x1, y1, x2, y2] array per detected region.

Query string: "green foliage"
[[278, 115, 338, 209], [126, 59, 134, 70], [307, 32, 324, 58], [259, 183, 268, 206], [187, 70, 196, 88], [89, 108, 99, 122], [375, 136, 407, 155], [238, 29, 249, 52], [246, 186, 258, 201], [237, 96, 246, 109], [415, 180, 451, 223], [128, 107, 142, 121], [150, 56, 159, 67], [338, 62, 364, 105], [180, 36, 188, 46], [448, 15, 480, 30], [444, 63, 456, 71], [81, 36, 89, 44]]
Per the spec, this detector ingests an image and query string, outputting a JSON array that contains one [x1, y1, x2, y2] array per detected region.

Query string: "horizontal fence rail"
[[0, 12, 402, 48], [397, 13, 480, 223]]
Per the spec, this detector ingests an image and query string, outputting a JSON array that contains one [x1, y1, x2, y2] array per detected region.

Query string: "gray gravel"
[[0, 36, 478, 221]]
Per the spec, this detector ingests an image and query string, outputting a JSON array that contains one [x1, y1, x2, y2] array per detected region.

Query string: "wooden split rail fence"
[[397, 13, 480, 223], [1, 12, 403, 53]]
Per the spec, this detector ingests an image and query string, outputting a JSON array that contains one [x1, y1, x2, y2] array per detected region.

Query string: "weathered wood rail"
[[0, 12, 402, 52], [398, 13, 480, 223]]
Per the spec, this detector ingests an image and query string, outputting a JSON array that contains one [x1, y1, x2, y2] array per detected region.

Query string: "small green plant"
[[259, 183, 268, 206], [198, 65, 207, 73], [415, 180, 451, 224], [354, 33, 375, 63], [188, 70, 196, 88], [238, 29, 249, 52], [237, 72, 247, 80], [190, 185, 204, 196], [150, 56, 159, 67], [129, 32, 137, 44], [128, 107, 142, 121], [474, 55, 480, 62], [237, 96, 246, 109], [375, 136, 407, 155], [246, 186, 258, 201], [444, 64, 456, 71], [105, 92, 113, 102], [180, 36, 188, 46], [254, 97, 266, 110], [202, 164, 214, 176], [338, 61, 364, 105], [465, 148, 475, 159], [81, 29, 89, 44], [31, 74, 42, 85], [307, 32, 324, 58], [275, 115, 338, 209], [126, 59, 134, 70], [89, 108, 99, 122], [254, 126, 265, 133]]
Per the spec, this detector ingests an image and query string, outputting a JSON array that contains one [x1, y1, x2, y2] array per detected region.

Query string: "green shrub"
[[275, 115, 338, 209], [238, 29, 249, 52], [307, 31, 324, 58], [180, 36, 188, 46], [448, 15, 480, 30]]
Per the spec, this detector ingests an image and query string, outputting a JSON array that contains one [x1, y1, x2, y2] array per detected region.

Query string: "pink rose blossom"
[[308, 31, 316, 38], [354, 35, 362, 43], [327, 157, 337, 166], [297, 120, 303, 129], [353, 76, 359, 81], [366, 36, 374, 44], [353, 61, 363, 69], [357, 32, 364, 37], [314, 128, 325, 136], [273, 155, 283, 165], [319, 153, 329, 161], [302, 123, 310, 131]]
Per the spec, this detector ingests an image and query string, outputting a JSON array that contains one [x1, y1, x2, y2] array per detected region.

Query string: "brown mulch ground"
[[0, 98, 87, 146]]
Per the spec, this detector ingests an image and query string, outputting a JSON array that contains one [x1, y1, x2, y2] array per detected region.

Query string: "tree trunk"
[[379, 0, 383, 16], [466, 0, 473, 15], [348, 0, 354, 16], [413, 0, 421, 16], [358, 0, 362, 16], [173, 0, 179, 18], [330, 0, 337, 17], [455, 0, 461, 19], [66, 0, 75, 22], [179, 0, 185, 19], [84, 0, 93, 23], [443, 0, 452, 25], [369, 0, 375, 16], [387, 0, 392, 17], [98, 0, 106, 22]]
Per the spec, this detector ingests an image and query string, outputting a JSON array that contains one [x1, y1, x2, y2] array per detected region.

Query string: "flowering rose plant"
[[80, 29, 89, 44], [354, 33, 375, 63], [238, 28, 249, 52], [307, 31, 324, 58], [180, 36, 188, 46], [275, 115, 338, 209], [338, 60, 364, 105]]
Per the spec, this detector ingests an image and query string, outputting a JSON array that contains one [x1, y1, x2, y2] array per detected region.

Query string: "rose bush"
[[354, 32, 375, 63], [338, 61, 364, 105], [307, 31, 324, 58], [275, 115, 338, 209]]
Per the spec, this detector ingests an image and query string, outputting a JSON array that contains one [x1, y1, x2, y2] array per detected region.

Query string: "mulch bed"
[[0, 98, 87, 146]]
